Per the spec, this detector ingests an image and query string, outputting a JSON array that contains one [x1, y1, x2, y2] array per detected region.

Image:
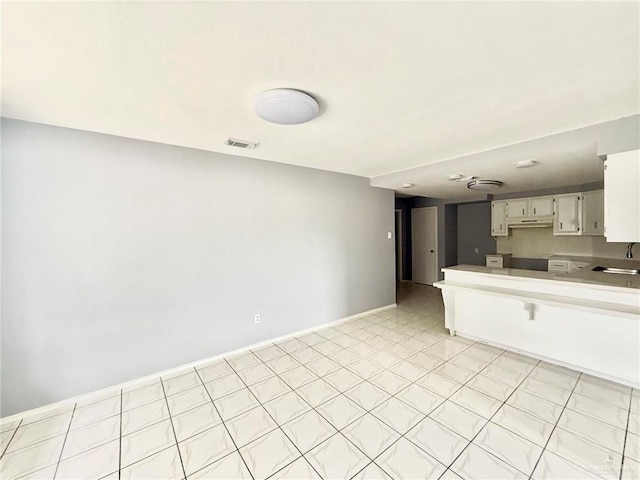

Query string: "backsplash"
[[496, 227, 631, 259]]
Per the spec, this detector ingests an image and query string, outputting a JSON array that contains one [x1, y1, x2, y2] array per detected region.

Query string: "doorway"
[[395, 209, 403, 282], [411, 206, 438, 285]]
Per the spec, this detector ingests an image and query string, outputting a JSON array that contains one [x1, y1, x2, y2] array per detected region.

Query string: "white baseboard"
[[1, 303, 397, 424]]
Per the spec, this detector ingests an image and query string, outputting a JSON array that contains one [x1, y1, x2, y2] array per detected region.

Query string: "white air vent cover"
[[224, 138, 258, 149]]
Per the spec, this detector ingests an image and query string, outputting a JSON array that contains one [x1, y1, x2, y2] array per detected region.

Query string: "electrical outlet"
[[474, 248, 479, 253], [254, 314, 261, 324], [388, 231, 392, 239]]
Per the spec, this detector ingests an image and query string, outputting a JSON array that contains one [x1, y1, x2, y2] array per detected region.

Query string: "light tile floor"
[[1, 283, 639, 479]]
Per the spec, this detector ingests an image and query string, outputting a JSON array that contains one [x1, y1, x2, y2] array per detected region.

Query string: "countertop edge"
[[441, 265, 640, 292]]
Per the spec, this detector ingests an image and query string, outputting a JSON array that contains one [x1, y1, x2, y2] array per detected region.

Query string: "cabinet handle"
[[500, 224, 502, 230], [594, 221, 597, 229], [522, 208, 525, 215], [560, 222, 563, 229], [534, 207, 536, 214]]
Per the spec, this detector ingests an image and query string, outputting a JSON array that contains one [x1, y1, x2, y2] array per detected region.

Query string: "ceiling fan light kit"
[[467, 179, 503, 191]]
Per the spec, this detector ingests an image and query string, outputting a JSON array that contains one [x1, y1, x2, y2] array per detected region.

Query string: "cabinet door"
[[491, 201, 507, 236], [605, 151, 640, 242], [506, 199, 528, 219], [529, 196, 554, 217], [582, 190, 604, 235], [554, 194, 581, 234]]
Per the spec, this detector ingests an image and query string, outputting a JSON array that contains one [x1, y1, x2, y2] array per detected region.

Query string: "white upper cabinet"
[[506, 199, 528, 219], [604, 150, 640, 242], [582, 190, 604, 236], [528, 196, 554, 218], [491, 190, 604, 237], [491, 201, 508, 236], [554, 193, 581, 235]]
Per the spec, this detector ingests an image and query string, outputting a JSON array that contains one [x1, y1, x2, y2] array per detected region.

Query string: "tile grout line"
[[526, 371, 584, 480], [52, 404, 77, 480], [0, 419, 23, 459], [228, 334, 399, 477], [222, 357, 326, 480], [618, 389, 634, 480], [355, 344, 541, 479], [159, 378, 188, 480], [269, 322, 480, 473], [193, 366, 256, 480], [227, 327, 471, 479], [151, 318, 637, 480], [406, 346, 542, 475]]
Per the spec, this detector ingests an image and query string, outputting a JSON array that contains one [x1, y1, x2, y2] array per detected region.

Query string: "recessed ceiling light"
[[467, 179, 503, 191], [515, 159, 538, 168], [255, 89, 320, 125], [401, 183, 415, 189]]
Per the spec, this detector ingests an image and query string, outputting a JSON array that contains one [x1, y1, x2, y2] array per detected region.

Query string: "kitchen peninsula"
[[435, 264, 640, 387]]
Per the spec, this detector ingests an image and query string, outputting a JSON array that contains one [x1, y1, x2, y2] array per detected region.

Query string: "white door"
[[412, 207, 438, 285]]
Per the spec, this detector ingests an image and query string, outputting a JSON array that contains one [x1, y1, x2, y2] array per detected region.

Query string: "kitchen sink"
[[592, 266, 640, 275]]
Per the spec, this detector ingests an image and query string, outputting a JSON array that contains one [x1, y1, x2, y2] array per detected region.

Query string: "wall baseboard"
[[0, 303, 397, 424]]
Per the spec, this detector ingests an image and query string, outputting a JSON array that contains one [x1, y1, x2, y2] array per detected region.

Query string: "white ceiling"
[[2, 2, 639, 196]]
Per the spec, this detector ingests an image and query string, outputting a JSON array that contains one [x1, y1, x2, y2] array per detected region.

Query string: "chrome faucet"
[[627, 243, 636, 259]]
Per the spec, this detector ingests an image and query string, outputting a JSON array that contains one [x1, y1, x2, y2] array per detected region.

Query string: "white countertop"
[[442, 263, 640, 290]]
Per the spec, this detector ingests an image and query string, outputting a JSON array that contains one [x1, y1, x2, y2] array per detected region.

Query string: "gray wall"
[[1, 119, 395, 415], [457, 202, 496, 266]]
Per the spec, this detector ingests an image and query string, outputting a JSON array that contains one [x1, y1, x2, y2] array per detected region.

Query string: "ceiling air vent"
[[224, 138, 259, 149]]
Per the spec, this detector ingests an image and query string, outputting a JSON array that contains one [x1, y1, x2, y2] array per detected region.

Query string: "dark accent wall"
[[395, 197, 413, 280], [444, 204, 458, 268], [456, 202, 496, 266]]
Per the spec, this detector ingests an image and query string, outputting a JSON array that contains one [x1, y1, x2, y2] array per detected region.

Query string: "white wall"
[[1, 119, 395, 415]]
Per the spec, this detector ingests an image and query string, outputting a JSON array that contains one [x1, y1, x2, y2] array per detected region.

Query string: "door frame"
[[411, 206, 439, 285], [395, 209, 403, 282]]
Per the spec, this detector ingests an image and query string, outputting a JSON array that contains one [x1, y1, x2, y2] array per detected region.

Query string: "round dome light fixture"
[[401, 183, 415, 189], [467, 179, 503, 191], [515, 159, 538, 168], [448, 174, 464, 181], [255, 89, 320, 125]]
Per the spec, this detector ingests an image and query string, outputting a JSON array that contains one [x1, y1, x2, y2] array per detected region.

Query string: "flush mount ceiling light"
[[448, 174, 464, 181], [401, 183, 415, 189], [255, 89, 320, 125], [467, 179, 503, 191], [515, 159, 538, 168]]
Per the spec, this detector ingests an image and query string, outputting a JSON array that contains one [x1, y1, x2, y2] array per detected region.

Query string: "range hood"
[[508, 218, 553, 228]]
